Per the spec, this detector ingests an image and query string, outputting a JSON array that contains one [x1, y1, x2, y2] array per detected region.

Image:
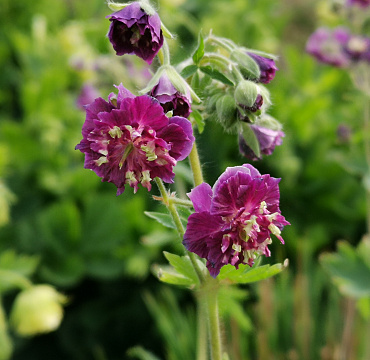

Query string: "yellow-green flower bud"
[[10, 285, 67, 336]]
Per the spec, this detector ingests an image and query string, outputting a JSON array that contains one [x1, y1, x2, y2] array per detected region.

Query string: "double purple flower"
[[107, 2, 163, 64], [183, 164, 289, 277], [75, 84, 194, 195]]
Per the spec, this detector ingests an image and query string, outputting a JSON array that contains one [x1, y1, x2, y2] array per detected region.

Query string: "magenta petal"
[[188, 183, 213, 212], [183, 212, 224, 258]]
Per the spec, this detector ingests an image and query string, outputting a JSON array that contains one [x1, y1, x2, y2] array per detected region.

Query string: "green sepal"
[[180, 65, 198, 79], [218, 259, 288, 284], [199, 66, 234, 86], [153, 252, 202, 288], [106, 2, 130, 12], [239, 122, 261, 159], [190, 109, 205, 133], [161, 22, 174, 40], [231, 49, 261, 80], [320, 237, 370, 298], [216, 94, 238, 131], [192, 32, 204, 65]]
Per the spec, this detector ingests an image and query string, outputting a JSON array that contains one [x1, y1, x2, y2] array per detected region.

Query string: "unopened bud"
[[231, 49, 261, 80], [234, 80, 258, 108], [10, 285, 67, 336], [216, 94, 238, 131]]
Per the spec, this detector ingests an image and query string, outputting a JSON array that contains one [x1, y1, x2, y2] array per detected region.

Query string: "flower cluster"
[[306, 27, 370, 67], [183, 164, 290, 277], [75, 84, 194, 195], [75, 1, 289, 278]]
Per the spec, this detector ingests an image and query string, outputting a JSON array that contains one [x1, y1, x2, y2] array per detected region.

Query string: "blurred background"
[[1, 0, 369, 359]]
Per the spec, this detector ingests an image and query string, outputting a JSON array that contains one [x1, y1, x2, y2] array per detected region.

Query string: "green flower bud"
[[231, 49, 261, 80], [216, 94, 238, 131], [234, 80, 258, 108], [10, 285, 67, 336]]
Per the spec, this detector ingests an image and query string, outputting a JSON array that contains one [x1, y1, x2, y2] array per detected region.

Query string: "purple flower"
[[149, 74, 192, 118], [75, 84, 194, 195], [76, 84, 100, 110], [347, 0, 370, 7], [306, 27, 351, 67], [107, 2, 163, 64], [247, 52, 278, 84], [345, 35, 370, 62], [239, 125, 285, 161], [183, 164, 289, 277]]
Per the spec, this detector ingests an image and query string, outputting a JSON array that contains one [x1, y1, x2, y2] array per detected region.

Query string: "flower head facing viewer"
[[183, 164, 289, 277], [107, 2, 163, 64], [75, 84, 194, 195]]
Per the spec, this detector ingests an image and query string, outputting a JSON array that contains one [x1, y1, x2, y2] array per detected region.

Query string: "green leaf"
[[152, 264, 196, 287], [0, 250, 39, 293], [192, 32, 204, 65], [144, 211, 175, 229], [180, 65, 198, 79], [320, 239, 370, 298], [240, 122, 261, 159], [218, 260, 288, 284], [163, 252, 200, 286], [190, 109, 205, 133], [199, 66, 234, 86]]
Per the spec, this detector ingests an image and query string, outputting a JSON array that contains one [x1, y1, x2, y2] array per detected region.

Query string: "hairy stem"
[[189, 141, 204, 186], [154, 177, 204, 283]]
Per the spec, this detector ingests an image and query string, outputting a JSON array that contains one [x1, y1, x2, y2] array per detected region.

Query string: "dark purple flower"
[[183, 164, 289, 277], [239, 125, 285, 161], [75, 84, 194, 195], [347, 0, 370, 7], [246, 52, 278, 84], [149, 74, 192, 118], [76, 84, 100, 110], [306, 27, 351, 67], [107, 2, 163, 64]]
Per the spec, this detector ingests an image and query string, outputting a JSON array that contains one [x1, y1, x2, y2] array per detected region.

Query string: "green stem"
[[196, 294, 208, 360], [154, 177, 204, 282], [364, 98, 370, 234], [188, 141, 204, 186], [206, 282, 223, 360]]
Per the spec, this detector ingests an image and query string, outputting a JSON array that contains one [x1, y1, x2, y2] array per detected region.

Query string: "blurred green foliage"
[[1, 0, 369, 359]]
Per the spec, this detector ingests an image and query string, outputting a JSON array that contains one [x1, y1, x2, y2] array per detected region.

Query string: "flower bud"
[[231, 49, 261, 80], [239, 115, 284, 160], [216, 94, 238, 131], [234, 80, 258, 108], [10, 285, 67, 336], [246, 52, 278, 84]]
